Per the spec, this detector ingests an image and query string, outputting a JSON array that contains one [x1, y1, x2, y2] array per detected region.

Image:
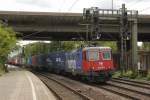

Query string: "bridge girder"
[[0, 11, 150, 41]]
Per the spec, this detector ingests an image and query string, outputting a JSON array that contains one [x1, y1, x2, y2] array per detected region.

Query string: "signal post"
[[83, 4, 138, 72]]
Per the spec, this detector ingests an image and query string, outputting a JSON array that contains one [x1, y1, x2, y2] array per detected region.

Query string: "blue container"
[[75, 49, 82, 70], [38, 54, 47, 68], [46, 52, 57, 71], [56, 51, 66, 72], [27, 56, 32, 65], [65, 51, 76, 73], [46, 51, 66, 73], [65, 49, 83, 74]]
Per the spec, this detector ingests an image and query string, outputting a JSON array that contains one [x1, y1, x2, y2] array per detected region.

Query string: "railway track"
[[96, 82, 150, 100], [111, 78, 150, 90], [35, 72, 150, 100], [36, 72, 93, 100], [93, 78, 150, 100], [112, 77, 150, 86], [42, 73, 127, 100]]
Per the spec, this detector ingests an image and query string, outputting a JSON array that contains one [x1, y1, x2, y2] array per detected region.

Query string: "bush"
[[113, 70, 121, 77], [0, 63, 5, 76], [0, 22, 16, 73], [123, 70, 133, 77], [113, 69, 150, 81], [113, 70, 138, 79], [129, 71, 138, 79], [146, 70, 150, 81]]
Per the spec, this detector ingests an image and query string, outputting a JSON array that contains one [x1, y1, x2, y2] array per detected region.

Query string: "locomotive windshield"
[[86, 50, 99, 61], [102, 51, 111, 60]]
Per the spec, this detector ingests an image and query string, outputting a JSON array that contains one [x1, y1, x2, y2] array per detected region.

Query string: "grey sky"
[[0, 0, 149, 14]]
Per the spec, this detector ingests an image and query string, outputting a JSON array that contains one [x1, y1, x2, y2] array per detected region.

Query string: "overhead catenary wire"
[[139, 6, 150, 12], [129, 0, 144, 8], [93, 0, 107, 7], [127, 0, 140, 7], [58, 0, 66, 12], [68, 0, 79, 12]]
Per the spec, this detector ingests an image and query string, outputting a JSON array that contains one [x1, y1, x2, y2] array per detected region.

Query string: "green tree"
[[142, 42, 150, 51], [24, 41, 117, 56], [0, 22, 16, 72], [24, 42, 50, 57]]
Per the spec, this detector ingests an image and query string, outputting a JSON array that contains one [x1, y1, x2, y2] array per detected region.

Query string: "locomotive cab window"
[[86, 50, 99, 61], [102, 51, 111, 60]]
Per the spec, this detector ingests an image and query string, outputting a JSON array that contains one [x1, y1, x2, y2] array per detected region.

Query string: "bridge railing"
[[97, 9, 138, 17], [84, 7, 138, 18]]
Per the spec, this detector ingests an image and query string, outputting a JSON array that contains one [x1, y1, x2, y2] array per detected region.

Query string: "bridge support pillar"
[[131, 19, 138, 70]]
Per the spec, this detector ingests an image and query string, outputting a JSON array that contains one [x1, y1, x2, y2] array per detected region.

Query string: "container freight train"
[[23, 47, 114, 82]]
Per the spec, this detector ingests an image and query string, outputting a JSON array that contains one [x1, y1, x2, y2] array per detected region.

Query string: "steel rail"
[[112, 78, 150, 85], [111, 79, 150, 89], [107, 82, 150, 97], [36, 72, 93, 100]]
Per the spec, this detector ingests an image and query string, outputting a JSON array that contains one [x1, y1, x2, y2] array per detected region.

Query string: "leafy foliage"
[[0, 22, 16, 71], [142, 42, 150, 51], [24, 42, 50, 57], [147, 70, 150, 80], [24, 41, 117, 59], [113, 70, 138, 79]]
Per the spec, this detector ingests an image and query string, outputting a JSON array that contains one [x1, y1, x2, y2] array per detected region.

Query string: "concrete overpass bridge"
[[0, 11, 150, 41]]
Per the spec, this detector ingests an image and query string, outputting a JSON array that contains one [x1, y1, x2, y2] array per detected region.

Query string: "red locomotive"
[[81, 47, 113, 82]]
